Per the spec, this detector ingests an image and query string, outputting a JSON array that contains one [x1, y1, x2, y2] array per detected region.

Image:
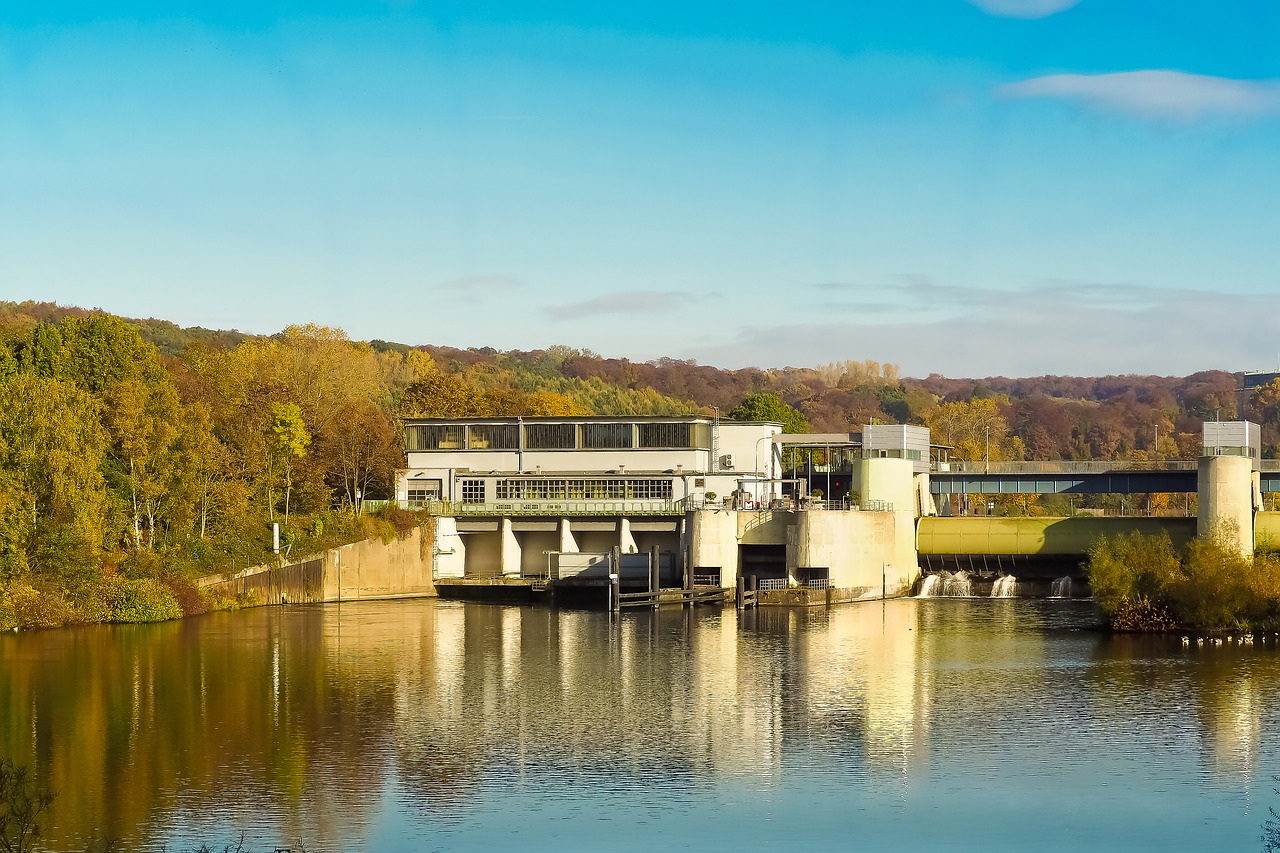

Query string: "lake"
[[2, 597, 1277, 851]]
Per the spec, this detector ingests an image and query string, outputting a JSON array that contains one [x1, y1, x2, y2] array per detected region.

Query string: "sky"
[[2, 1, 1279, 377]]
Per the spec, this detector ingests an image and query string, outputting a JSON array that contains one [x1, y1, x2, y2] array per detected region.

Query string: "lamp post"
[[1153, 423, 1159, 461], [711, 406, 720, 472], [984, 425, 990, 474], [754, 435, 774, 503]]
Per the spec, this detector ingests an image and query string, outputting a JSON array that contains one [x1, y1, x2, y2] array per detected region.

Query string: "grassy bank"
[[0, 507, 427, 632]]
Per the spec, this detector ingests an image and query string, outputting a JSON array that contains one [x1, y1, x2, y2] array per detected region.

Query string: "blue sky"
[[3, 1, 1279, 376]]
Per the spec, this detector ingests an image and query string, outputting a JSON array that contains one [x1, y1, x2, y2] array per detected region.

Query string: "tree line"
[[0, 300, 1270, 625]]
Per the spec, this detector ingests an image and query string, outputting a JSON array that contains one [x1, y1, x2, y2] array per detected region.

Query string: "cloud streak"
[[688, 280, 1280, 377], [546, 290, 693, 320], [999, 71, 1280, 122], [432, 274, 525, 294], [967, 0, 1080, 19]]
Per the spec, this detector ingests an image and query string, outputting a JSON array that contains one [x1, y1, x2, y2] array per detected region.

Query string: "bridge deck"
[[930, 470, 1197, 494], [931, 461, 1280, 494]]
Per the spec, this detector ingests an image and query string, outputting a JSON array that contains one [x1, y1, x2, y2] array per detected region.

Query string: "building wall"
[[688, 507, 919, 597], [793, 510, 919, 597], [855, 458, 917, 512], [398, 419, 782, 508], [462, 531, 503, 578], [690, 510, 741, 587], [713, 422, 783, 475]]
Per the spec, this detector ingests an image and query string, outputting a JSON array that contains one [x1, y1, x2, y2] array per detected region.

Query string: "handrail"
[[422, 499, 687, 516], [933, 460, 1200, 474]]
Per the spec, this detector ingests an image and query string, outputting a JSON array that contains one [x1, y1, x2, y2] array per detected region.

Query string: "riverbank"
[[0, 511, 435, 631]]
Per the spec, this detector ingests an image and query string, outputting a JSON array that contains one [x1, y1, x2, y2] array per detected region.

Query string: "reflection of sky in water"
[[2, 598, 1279, 850]]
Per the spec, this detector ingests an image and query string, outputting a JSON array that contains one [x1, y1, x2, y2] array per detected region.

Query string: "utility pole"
[[984, 425, 990, 474]]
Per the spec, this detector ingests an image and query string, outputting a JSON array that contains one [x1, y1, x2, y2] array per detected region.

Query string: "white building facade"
[[397, 416, 784, 513]]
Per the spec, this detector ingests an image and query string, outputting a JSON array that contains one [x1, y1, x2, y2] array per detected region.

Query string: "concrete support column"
[[689, 509, 740, 589], [619, 517, 639, 554], [914, 473, 935, 517], [1197, 455, 1254, 558], [677, 516, 689, 580], [434, 516, 466, 579], [558, 518, 579, 553], [500, 518, 522, 576]]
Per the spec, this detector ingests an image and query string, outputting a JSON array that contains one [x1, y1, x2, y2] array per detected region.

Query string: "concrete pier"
[[1198, 455, 1258, 558]]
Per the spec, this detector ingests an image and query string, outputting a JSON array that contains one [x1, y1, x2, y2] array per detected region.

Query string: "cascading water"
[[917, 571, 975, 597], [1050, 577, 1073, 598], [990, 575, 1018, 598], [942, 571, 973, 597]]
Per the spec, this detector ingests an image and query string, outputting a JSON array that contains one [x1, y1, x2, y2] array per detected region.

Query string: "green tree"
[[266, 403, 310, 526], [0, 374, 108, 584], [728, 393, 809, 433]]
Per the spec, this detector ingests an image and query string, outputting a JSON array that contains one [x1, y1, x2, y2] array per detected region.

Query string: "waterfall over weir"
[[1050, 577, 1074, 598], [918, 571, 974, 597], [990, 576, 1018, 598]]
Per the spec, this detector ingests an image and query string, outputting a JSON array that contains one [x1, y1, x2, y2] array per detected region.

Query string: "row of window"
[[456, 478, 676, 503], [406, 422, 711, 451]]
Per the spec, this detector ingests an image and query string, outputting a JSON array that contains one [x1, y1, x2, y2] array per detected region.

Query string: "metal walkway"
[[931, 460, 1280, 495]]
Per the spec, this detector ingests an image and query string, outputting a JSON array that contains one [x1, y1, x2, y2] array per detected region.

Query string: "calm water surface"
[[2, 598, 1278, 851]]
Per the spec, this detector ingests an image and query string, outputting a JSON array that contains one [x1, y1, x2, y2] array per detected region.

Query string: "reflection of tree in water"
[[1092, 633, 1278, 784], [1264, 786, 1280, 852], [0, 608, 394, 850]]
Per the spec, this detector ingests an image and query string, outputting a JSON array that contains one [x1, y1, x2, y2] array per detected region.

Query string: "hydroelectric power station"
[[393, 416, 1274, 606]]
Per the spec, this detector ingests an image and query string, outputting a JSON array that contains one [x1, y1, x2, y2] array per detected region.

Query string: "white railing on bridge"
[[933, 460, 1200, 475], [422, 499, 687, 516]]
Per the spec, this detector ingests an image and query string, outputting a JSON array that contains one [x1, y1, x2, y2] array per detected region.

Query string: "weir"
[[193, 421, 1276, 610]]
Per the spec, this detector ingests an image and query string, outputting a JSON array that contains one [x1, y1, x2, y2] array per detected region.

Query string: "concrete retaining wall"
[[198, 524, 437, 604]]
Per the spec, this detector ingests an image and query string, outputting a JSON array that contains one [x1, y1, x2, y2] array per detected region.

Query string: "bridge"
[[930, 460, 1280, 495]]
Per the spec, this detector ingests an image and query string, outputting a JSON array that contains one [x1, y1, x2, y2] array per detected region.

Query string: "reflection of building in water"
[[388, 600, 940, 795], [388, 602, 795, 794], [796, 601, 930, 774], [687, 610, 784, 779], [1198, 663, 1264, 783]]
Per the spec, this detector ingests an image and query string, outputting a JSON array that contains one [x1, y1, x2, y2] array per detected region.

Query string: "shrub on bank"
[[1088, 528, 1280, 632], [102, 576, 182, 623]]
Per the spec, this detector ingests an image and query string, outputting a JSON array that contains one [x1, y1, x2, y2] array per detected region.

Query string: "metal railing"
[[756, 578, 789, 592], [933, 460, 1199, 474], [423, 499, 687, 516]]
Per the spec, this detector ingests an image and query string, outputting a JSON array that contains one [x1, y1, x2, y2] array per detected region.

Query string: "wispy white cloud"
[[999, 70, 1280, 122], [547, 290, 693, 320], [689, 279, 1280, 377], [967, 0, 1080, 19], [432, 274, 526, 294]]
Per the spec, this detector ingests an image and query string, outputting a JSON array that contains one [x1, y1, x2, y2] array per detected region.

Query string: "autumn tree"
[[925, 397, 1010, 462]]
